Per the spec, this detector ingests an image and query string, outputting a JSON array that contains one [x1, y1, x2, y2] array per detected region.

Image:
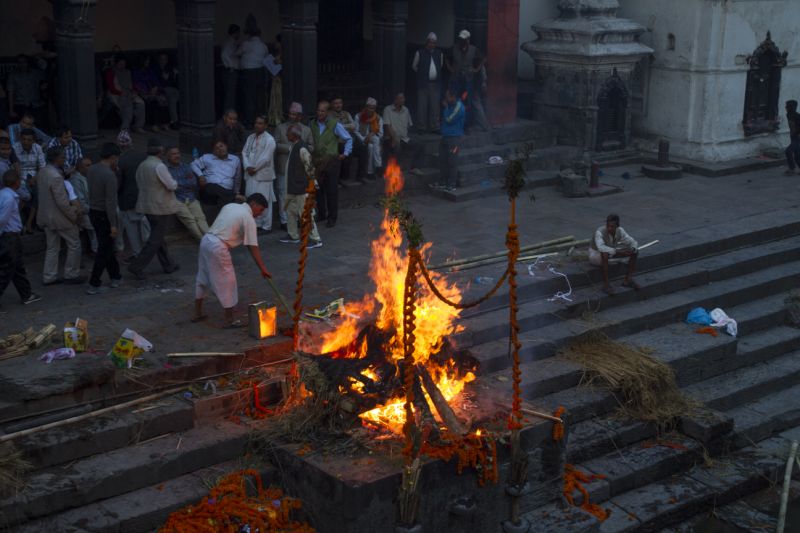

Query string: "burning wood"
[[418, 364, 466, 436]]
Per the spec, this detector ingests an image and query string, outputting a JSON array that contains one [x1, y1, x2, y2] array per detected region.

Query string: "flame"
[[258, 307, 277, 338], [317, 159, 473, 434]]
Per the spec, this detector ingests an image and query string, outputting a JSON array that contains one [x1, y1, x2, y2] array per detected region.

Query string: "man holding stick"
[[589, 213, 640, 295], [192, 193, 272, 328]]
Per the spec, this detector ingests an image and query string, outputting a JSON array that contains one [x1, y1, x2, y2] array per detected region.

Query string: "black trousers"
[[89, 210, 121, 287], [316, 157, 341, 222], [786, 136, 800, 170], [0, 232, 32, 301], [439, 136, 461, 187], [129, 214, 176, 273], [201, 183, 237, 208], [341, 136, 367, 181]]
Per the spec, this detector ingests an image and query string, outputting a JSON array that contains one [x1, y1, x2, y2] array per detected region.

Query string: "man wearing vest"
[[278, 124, 321, 248], [127, 138, 180, 280], [311, 100, 352, 228], [412, 32, 444, 132]]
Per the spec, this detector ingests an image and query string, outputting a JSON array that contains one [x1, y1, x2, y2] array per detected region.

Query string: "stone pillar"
[[372, 0, 408, 107], [280, 0, 318, 118], [454, 0, 488, 52], [175, 0, 216, 153], [52, 0, 98, 146], [486, 0, 519, 126]]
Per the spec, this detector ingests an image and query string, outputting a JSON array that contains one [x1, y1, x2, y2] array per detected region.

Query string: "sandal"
[[622, 280, 641, 291], [223, 319, 246, 329]]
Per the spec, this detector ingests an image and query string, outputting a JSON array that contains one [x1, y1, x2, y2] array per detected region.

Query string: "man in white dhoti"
[[192, 193, 272, 328], [242, 115, 277, 233], [354, 97, 384, 181], [589, 213, 640, 296]]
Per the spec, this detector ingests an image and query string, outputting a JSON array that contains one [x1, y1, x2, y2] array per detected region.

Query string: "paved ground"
[[1, 161, 799, 381]]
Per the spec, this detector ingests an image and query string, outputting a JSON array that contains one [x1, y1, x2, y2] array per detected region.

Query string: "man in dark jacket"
[[411, 32, 444, 132], [785, 100, 800, 175], [278, 125, 321, 248], [116, 130, 149, 261]]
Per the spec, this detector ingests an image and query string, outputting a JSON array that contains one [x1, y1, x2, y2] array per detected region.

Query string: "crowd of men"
[[0, 26, 521, 321]]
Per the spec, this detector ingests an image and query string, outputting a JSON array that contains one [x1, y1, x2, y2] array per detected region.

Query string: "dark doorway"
[[743, 32, 787, 136], [317, 0, 365, 77], [596, 72, 628, 151]]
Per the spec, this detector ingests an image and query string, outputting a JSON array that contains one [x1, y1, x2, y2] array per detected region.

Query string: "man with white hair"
[[447, 29, 490, 132], [275, 102, 313, 230], [354, 97, 384, 181], [242, 114, 277, 233], [412, 32, 444, 132]]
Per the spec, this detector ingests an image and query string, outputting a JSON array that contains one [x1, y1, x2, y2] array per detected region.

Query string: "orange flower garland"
[[421, 431, 499, 486], [562, 464, 609, 522], [552, 406, 566, 442]]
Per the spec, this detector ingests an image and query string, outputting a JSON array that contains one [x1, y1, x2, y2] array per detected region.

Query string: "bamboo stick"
[[429, 236, 576, 270], [448, 240, 589, 273], [0, 387, 186, 443], [167, 352, 244, 358], [28, 324, 57, 348], [521, 407, 564, 424], [638, 239, 659, 250], [418, 364, 466, 436], [777, 440, 798, 533]]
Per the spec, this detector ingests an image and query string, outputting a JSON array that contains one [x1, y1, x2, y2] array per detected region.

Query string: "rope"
[[402, 249, 420, 461], [292, 178, 318, 350], [507, 199, 523, 430], [527, 257, 574, 303], [416, 253, 510, 309]]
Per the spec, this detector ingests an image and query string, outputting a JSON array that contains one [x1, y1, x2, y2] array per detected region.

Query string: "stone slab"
[[679, 408, 733, 444]]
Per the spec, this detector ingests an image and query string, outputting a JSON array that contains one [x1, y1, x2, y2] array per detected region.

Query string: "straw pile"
[[0, 442, 31, 496], [560, 332, 695, 429]]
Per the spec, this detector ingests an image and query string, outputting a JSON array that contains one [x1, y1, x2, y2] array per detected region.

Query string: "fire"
[[318, 159, 472, 434]]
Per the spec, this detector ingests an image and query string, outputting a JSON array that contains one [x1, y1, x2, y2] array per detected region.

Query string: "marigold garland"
[[421, 431, 499, 486], [562, 464, 610, 522], [552, 406, 566, 442], [159, 469, 314, 533]]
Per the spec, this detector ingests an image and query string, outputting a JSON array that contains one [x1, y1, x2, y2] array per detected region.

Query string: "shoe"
[[257, 228, 272, 235], [42, 278, 64, 286], [63, 276, 87, 285], [279, 235, 301, 244], [308, 240, 323, 249], [280, 223, 287, 231], [326, 219, 336, 228], [164, 264, 180, 274], [110, 279, 122, 288], [127, 265, 146, 280], [86, 285, 110, 295], [22, 293, 42, 305]]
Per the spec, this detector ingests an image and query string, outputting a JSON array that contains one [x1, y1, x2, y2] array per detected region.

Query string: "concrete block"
[[559, 172, 588, 198]]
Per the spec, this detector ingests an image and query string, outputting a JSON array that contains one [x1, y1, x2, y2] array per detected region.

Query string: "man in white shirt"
[[191, 140, 244, 209], [237, 24, 268, 127], [382, 92, 423, 171], [242, 115, 277, 233], [192, 193, 272, 328], [412, 32, 444, 132], [220, 24, 241, 115], [589, 213, 640, 295]]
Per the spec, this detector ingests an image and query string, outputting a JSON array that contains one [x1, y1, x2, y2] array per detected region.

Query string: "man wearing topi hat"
[[447, 29, 490, 132], [412, 32, 444, 132]]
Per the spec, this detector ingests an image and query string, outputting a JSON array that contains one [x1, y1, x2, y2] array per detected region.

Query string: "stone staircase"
[[448, 206, 800, 531]]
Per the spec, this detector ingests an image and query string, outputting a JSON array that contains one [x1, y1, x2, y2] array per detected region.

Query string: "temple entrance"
[[316, 0, 370, 106], [596, 72, 628, 151], [743, 32, 787, 137]]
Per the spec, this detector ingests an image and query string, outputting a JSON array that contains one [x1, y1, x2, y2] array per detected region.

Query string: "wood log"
[[412, 372, 440, 441], [417, 364, 466, 436]]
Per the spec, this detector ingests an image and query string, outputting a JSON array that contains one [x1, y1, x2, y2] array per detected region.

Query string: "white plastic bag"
[[710, 308, 737, 337]]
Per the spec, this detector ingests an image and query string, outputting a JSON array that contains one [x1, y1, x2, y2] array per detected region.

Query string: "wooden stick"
[[417, 364, 466, 436], [0, 387, 186, 443], [448, 240, 589, 272], [429, 236, 576, 270], [29, 324, 57, 348], [412, 371, 440, 441], [166, 352, 244, 358], [521, 407, 564, 424], [265, 277, 293, 318], [777, 440, 798, 533], [638, 239, 659, 250]]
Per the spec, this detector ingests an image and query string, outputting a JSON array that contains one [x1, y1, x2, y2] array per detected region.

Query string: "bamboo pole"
[[0, 387, 186, 443], [777, 440, 799, 533], [166, 352, 243, 358], [429, 236, 576, 270], [448, 240, 589, 273], [521, 407, 563, 424]]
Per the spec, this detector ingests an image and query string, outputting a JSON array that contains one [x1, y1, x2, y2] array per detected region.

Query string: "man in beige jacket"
[[37, 146, 83, 285], [126, 138, 180, 280]]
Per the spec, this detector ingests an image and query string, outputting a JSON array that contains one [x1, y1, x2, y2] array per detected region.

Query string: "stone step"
[[457, 234, 800, 351], [726, 383, 800, 449], [0, 420, 252, 528], [469, 258, 800, 376], [12, 461, 273, 533], [427, 170, 559, 202], [684, 349, 800, 412], [10, 394, 195, 470]]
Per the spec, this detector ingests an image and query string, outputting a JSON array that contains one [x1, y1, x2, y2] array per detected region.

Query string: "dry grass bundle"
[[560, 332, 695, 429], [0, 442, 32, 496]]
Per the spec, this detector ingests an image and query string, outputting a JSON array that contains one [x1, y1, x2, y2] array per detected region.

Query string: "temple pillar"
[[454, 0, 488, 52], [372, 0, 408, 107], [52, 0, 98, 146], [175, 0, 216, 153], [280, 0, 318, 118], [487, 0, 519, 126]]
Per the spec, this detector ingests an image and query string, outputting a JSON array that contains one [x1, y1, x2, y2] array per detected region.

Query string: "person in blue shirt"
[[0, 169, 41, 305], [433, 89, 465, 192]]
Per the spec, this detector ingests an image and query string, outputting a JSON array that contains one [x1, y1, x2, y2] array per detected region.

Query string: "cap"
[[366, 97, 377, 107], [458, 29, 471, 40], [426, 32, 438, 42]]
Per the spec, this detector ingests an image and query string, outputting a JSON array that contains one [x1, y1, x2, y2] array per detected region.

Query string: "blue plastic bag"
[[686, 307, 713, 325]]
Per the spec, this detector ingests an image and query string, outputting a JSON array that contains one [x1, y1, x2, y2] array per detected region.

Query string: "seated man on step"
[[589, 213, 640, 296]]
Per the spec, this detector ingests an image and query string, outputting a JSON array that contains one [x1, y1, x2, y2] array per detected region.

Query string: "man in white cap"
[[242, 114, 277, 234], [448, 29, 490, 132], [412, 32, 444, 132], [275, 102, 313, 230], [354, 97, 384, 181]]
